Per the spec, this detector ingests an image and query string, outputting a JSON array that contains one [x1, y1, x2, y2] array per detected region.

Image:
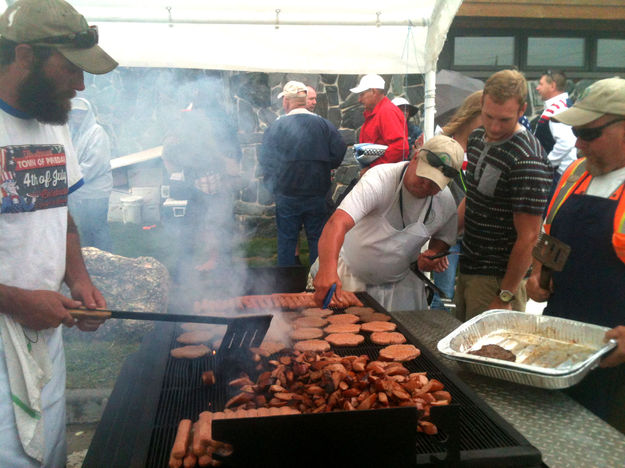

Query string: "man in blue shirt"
[[260, 81, 346, 266]]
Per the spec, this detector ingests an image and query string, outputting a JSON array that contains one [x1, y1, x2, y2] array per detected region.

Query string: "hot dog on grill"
[[171, 419, 192, 459]]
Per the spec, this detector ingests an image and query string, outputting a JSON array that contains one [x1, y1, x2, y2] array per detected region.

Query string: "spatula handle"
[[68, 308, 112, 320]]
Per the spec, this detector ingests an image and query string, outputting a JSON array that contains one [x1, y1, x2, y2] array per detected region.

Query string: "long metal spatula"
[[68, 308, 273, 351], [532, 233, 571, 290]]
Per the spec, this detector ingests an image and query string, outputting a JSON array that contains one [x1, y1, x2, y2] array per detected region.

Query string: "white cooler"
[[120, 195, 144, 224]]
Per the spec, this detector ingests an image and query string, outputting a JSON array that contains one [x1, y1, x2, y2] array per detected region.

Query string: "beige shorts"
[[454, 273, 527, 322]]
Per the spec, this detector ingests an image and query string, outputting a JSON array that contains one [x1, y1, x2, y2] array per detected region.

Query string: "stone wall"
[[82, 69, 424, 237]]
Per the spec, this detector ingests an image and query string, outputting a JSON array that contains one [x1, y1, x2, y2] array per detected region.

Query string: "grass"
[[65, 339, 141, 388], [67, 220, 310, 389], [109, 222, 310, 268]]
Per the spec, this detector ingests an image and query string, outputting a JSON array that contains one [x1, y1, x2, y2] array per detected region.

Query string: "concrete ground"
[[65, 388, 111, 467], [67, 423, 99, 468]]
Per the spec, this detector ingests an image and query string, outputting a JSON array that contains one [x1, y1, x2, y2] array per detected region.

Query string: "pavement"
[[67, 422, 99, 468], [65, 388, 111, 467]]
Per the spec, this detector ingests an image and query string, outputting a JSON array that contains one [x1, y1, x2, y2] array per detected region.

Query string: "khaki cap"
[[554, 77, 625, 126], [278, 81, 307, 99], [0, 0, 117, 75], [415, 135, 464, 190]]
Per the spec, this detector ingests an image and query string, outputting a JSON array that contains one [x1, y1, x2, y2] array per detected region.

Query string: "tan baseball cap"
[[0, 0, 117, 75], [415, 135, 464, 190], [278, 81, 308, 99], [553, 77, 625, 126]]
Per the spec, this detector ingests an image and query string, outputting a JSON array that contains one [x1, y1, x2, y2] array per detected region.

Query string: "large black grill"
[[84, 291, 542, 467]]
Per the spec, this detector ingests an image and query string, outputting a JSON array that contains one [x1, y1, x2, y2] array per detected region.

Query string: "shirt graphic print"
[[0, 144, 68, 214]]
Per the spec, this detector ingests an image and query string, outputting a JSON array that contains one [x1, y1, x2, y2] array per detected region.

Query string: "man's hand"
[[313, 268, 343, 308], [487, 296, 513, 311], [68, 279, 107, 332], [599, 326, 625, 368], [313, 209, 355, 308], [1, 287, 81, 330], [526, 258, 551, 302], [526, 272, 551, 302], [417, 249, 449, 273]]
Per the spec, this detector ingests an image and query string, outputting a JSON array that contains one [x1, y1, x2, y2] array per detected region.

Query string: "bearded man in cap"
[[312, 135, 463, 312], [259, 81, 346, 266], [351, 74, 410, 167], [527, 77, 625, 431], [0, 0, 116, 465]]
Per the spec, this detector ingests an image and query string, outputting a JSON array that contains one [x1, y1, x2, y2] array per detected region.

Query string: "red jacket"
[[359, 96, 409, 166]]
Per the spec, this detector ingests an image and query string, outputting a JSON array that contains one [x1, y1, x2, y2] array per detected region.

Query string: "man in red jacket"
[[351, 74, 410, 167]]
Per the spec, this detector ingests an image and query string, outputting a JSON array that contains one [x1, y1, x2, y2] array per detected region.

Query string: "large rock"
[[62, 248, 170, 340]]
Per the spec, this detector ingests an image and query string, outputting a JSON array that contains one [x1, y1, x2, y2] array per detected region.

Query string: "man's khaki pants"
[[454, 273, 527, 322]]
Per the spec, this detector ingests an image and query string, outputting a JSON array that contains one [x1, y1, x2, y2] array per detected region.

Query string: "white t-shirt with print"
[[0, 108, 82, 292], [0, 105, 82, 467]]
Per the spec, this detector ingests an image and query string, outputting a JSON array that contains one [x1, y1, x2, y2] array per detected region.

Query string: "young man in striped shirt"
[[455, 69, 552, 321]]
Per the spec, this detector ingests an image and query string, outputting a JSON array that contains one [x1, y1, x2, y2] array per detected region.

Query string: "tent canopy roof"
[[58, 0, 462, 74]]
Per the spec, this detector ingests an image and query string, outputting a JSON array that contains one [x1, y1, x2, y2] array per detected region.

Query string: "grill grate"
[[85, 292, 540, 467], [142, 294, 537, 467]]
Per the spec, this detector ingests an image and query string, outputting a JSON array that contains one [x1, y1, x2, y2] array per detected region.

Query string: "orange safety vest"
[[544, 157, 625, 264]]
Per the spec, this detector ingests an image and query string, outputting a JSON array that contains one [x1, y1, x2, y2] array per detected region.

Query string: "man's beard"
[[16, 66, 72, 125]]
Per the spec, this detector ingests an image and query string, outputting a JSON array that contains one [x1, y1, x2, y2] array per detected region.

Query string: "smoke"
[[77, 67, 255, 314]]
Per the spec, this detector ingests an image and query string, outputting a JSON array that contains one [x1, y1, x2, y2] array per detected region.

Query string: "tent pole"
[[88, 16, 429, 27], [423, 69, 436, 143]]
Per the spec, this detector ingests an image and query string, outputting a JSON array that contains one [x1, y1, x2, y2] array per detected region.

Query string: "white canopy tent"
[[3, 0, 464, 138]]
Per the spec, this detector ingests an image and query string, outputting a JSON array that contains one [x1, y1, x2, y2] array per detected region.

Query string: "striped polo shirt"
[[460, 127, 552, 276]]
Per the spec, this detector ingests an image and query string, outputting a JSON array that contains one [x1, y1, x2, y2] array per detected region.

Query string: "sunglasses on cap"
[[28, 25, 98, 49], [421, 149, 458, 178], [572, 118, 625, 142]]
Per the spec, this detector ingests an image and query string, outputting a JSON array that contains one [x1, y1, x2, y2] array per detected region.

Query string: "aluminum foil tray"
[[437, 310, 616, 389]]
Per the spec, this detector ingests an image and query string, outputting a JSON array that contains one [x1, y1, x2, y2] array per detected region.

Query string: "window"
[[527, 37, 585, 67], [453, 36, 514, 67], [597, 39, 625, 69]]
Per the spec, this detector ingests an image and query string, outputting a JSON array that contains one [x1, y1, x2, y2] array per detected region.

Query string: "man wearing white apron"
[[312, 135, 464, 311], [0, 0, 116, 465]]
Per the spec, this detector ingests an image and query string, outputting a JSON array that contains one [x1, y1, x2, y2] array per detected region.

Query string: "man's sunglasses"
[[421, 149, 458, 178], [572, 118, 625, 142], [28, 25, 98, 49]]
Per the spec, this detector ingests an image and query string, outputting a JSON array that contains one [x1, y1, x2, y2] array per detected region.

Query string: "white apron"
[[0, 327, 66, 468], [339, 179, 431, 311]]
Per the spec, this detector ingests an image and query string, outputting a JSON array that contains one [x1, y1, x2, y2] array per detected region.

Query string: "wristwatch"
[[497, 289, 515, 303]]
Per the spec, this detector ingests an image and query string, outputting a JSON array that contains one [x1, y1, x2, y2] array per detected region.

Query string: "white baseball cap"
[[391, 97, 418, 117], [350, 74, 386, 94]]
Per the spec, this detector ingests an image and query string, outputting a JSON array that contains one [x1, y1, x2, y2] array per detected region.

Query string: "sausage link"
[[171, 419, 192, 459]]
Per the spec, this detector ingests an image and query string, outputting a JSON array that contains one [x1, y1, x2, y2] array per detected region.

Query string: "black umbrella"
[[435, 69, 483, 125]]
